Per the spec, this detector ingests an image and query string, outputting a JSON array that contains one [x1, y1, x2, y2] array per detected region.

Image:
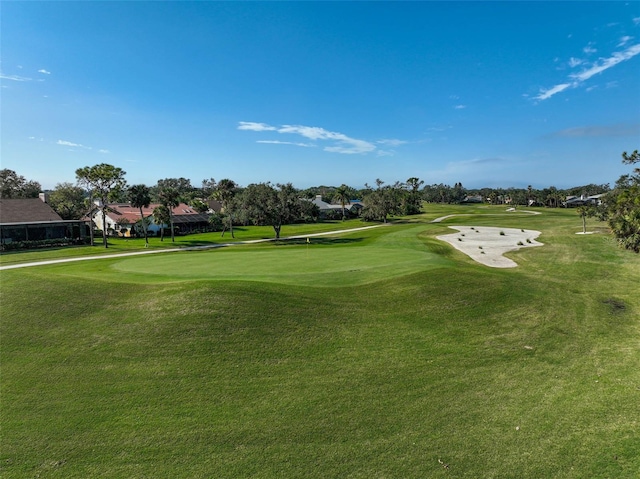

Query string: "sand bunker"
[[437, 226, 543, 268]]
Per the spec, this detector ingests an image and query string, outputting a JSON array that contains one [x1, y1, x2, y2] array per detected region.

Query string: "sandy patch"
[[437, 226, 543, 268]]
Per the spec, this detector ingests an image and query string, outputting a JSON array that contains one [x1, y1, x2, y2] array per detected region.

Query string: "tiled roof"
[[104, 203, 209, 223], [0, 198, 63, 223]]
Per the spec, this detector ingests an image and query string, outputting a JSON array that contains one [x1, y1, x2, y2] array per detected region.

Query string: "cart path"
[[0, 224, 389, 271]]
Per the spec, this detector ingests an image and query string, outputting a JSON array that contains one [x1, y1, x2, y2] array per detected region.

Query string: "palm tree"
[[128, 184, 151, 245], [152, 205, 170, 242], [158, 187, 180, 242], [334, 184, 350, 220], [213, 179, 238, 238]]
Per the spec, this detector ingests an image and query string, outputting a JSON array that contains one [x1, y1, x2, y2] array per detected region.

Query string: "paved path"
[[0, 224, 388, 271]]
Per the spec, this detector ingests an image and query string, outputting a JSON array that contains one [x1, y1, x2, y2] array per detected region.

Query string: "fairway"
[[109, 225, 452, 286], [2, 206, 639, 478]]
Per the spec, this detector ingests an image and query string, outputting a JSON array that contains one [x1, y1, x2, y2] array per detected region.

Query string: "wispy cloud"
[[570, 44, 640, 82], [535, 43, 640, 100], [583, 43, 597, 54], [618, 36, 633, 47], [239, 121, 377, 154], [238, 121, 277, 132], [57, 140, 92, 150], [633, 17, 640, 26], [256, 140, 316, 148], [0, 73, 32, 82], [98, 149, 110, 154], [568, 57, 583, 68], [454, 104, 466, 110], [38, 69, 51, 75], [536, 83, 572, 101]]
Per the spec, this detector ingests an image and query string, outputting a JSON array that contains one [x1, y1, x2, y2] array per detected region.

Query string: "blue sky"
[[2, 1, 639, 191]]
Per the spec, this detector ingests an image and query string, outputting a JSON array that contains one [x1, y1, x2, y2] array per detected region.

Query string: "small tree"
[[75, 163, 127, 248]]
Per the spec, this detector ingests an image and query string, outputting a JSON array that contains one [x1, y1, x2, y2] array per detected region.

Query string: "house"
[[308, 195, 364, 218], [91, 202, 212, 236], [563, 194, 604, 207], [0, 195, 89, 245]]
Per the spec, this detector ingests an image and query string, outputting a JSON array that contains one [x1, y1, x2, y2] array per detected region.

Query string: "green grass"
[[1, 205, 639, 478], [0, 219, 374, 267]]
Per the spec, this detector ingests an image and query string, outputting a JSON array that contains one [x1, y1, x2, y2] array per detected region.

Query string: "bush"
[[0, 238, 85, 251]]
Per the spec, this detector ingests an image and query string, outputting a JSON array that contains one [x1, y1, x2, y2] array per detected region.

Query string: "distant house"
[[308, 195, 364, 218], [462, 195, 484, 203], [91, 202, 212, 236], [0, 195, 89, 245], [563, 194, 604, 207]]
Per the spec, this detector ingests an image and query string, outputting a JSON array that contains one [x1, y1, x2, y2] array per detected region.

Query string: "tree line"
[[1, 149, 637, 252]]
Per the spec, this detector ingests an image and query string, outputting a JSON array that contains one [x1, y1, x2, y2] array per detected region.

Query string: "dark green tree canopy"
[[0, 169, 42, 199], [239, 182, 303, 238], [606, 150, 640, 253], [49, 182, 87, 220]]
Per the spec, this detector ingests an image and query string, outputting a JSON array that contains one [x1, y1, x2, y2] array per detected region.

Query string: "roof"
[[308, 195, 363, 212], [0, 198, 63, 224], [100, 203, 210, 223]]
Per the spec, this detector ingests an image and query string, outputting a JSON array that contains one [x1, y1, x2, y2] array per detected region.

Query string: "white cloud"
[[535, 43, 640, 100], [570, 44, 640, 82], [38, 69, 51, 75], [568, 57, 583, 68], [237, 121, 277, 131], [57, 140, 91, 149], [535, 83, 572, 101], [634, 17, 640, 26], [98, 149, 110, 154], [256, 140, 315, 148], [240, 121, 379, 154], [0, 73, 32, 82], [618, 36, 633, 47], [583, 43, 597, 54], [454, 104, 466, 109]]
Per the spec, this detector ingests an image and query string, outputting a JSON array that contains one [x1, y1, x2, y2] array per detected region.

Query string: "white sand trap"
[[437, 226, 543, 268]]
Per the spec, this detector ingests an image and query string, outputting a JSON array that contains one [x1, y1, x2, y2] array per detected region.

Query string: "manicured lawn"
[[1, 205, 639, 478]]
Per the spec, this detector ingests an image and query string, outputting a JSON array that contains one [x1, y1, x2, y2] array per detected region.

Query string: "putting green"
[[109, 225, 451, 286]]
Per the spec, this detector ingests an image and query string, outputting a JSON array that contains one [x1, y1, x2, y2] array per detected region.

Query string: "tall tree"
[[157, 186, 180, 242], [404, 177, 425, 214], [214, 179, 238, 238], [0, 169, 41, 198], [48, 182, 86, 219], [75, 163, 126, 248], [333, 184, 351, 220], [128, 184, 152, 245]]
